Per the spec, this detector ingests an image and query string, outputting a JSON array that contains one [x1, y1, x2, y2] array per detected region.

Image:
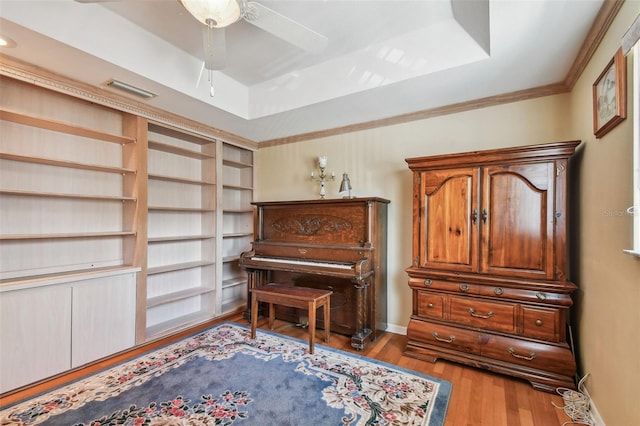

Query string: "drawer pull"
[[468, 308, 493, 319], [507, 347, 537, 361], [424, 279, 433, 286], [427, 303, 434, 308], [459, 283, 470, 292], [432, 332, 456, 343], [535, 319, 543, 326], [494, 287, 504, 295], [536, 292, 547, 301]]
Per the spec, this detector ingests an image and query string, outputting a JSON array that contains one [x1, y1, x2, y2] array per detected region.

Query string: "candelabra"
[[310, 156, 335, 199]]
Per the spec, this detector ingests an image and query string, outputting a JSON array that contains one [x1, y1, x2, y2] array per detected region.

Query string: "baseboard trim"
[[385, 323, 407, 335]]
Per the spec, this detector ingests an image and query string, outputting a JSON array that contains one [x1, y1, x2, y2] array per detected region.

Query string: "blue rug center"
[[44, 352, 346, 425]]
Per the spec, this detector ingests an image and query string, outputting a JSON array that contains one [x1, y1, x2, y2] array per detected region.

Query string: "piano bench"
[[250, 284, 332, 354]]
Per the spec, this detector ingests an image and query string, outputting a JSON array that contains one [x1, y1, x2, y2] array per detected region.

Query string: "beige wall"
[[567, 1, 640, 425], [256, 3, 640, 424], [256, 94, 574, 334]]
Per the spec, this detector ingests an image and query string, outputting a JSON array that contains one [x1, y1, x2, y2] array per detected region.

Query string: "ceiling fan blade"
[[245, 2, 328, 54], [202, 25, 226, 70]]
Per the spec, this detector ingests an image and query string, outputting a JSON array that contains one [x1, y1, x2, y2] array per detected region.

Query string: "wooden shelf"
[[222, 276, 247, 288], [0, 153, 136, 175], [1, 231, 136, 241], [148, 205, 214, 213], [147, 260, 214, 275], [223, 208, 253, 213], [145, 311, 214, 340], [148, 173, 214, 186], [147, 286, 214, 308], [221, 300, 246, 314], [0, 265, 140, 291], [223, 255, 240, 263], [0, 108, 136, 145], [223, 184, 253, 191], [223, 158, 252, 168], [223, 232, 253, 238], [148, 140, 215, 159], [0, 189, 136, 202], [147, 234, 215, 243]]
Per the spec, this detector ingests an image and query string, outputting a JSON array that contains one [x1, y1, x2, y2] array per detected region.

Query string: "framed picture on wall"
[[593, 48, 626, 138]]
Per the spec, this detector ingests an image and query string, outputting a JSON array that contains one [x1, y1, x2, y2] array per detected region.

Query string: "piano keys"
[[239, 197, 389, 350]]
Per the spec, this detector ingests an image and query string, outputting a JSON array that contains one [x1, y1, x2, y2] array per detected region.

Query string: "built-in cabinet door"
[[0, 285, 72, 393], [71, 274, 136, 367], [480, 162, 555, 279], [418, 167, 479, 272]]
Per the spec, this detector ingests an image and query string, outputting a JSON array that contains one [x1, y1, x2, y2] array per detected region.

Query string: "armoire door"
[[418, 167, 479, 272], [480, 161, 556, 279]]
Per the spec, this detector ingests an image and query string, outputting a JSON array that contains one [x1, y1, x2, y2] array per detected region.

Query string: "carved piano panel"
[[239, 198, 389, 350]]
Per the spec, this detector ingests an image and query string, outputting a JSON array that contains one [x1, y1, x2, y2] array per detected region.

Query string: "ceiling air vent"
[[106, 79, 156, 99]]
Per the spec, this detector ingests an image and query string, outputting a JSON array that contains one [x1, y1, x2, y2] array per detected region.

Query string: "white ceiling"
[[0, 0, 604, 143]]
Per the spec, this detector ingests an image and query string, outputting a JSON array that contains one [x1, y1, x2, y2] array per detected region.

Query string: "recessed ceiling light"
[[0, 35, 17, 48]]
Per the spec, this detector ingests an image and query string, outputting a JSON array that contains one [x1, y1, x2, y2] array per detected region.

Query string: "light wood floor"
[[1, 312, 573, 425]]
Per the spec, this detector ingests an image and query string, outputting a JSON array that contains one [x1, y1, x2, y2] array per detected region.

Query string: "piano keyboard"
[[251, 256, 354, 270]]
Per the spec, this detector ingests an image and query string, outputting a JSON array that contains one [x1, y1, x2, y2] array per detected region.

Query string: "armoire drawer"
[[449, 296, 516, 334], [406, 318, 480, 355], [482, 333, 576, 377], [409, 277, 479, 294], [416, 291, 444, 319], [521, 305, 561, 341]]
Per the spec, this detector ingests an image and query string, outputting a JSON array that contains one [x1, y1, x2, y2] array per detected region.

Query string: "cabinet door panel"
[[420, 168, 478, 272], [72, 274, 136, 367], [481, 163, 554, 278], [0, 286, 72, 392]]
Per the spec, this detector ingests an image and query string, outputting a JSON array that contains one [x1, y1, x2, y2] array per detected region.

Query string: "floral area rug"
[[0, 322, 451, 425]]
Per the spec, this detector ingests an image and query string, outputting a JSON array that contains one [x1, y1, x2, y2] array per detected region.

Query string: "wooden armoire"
[[404, 141, 580, 392]]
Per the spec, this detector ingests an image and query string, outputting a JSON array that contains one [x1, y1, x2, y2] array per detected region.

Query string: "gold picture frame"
[[593, 48, 626, 138]]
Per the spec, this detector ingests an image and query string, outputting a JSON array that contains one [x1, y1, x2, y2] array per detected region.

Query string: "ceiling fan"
[[181, 0, 328, 66], [182, 0, 328, 95], [76, 0, 328, 95]]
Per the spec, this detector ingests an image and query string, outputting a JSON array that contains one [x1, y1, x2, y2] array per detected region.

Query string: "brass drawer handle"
[[494, 287, 504, 295], [508, 347, 537, 361], [432, 332, 455, 343], [535, 319, 543, 326], [459, 283, 470, 292], [424, 279, 433, 286], [427, 303, 434, 308], [468, 308, 493, 319]]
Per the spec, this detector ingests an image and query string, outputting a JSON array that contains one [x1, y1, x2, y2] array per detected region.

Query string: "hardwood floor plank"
[[0, 315, 575, 426]]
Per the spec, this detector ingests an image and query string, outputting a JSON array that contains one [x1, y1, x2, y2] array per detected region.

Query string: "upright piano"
[[239, 198, 389, 349]]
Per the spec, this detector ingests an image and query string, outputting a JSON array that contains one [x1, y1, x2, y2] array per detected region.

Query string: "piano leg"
[[244, 269, 267, 320], [351, 279, 372, 350]]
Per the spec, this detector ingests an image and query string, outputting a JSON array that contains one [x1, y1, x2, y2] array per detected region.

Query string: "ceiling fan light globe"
[[180, 0, 243, 28]]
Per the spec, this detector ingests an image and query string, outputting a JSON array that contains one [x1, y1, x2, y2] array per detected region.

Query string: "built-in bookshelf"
[[145, 122, 217, 340], [0, 74, 256, 392], [0, 77, 141, 393], [219, 144, 254, 314]]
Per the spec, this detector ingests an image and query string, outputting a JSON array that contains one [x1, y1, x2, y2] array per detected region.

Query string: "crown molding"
[[259, 83, 570, 148], [259, 1, 622, 148]]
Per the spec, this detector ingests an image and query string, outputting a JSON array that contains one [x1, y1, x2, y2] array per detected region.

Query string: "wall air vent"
[[106, 79, 157, 99]]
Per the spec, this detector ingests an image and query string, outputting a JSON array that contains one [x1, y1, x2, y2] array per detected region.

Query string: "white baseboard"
[[581, 386, 606, 426], [385, 323, 407, 335]]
